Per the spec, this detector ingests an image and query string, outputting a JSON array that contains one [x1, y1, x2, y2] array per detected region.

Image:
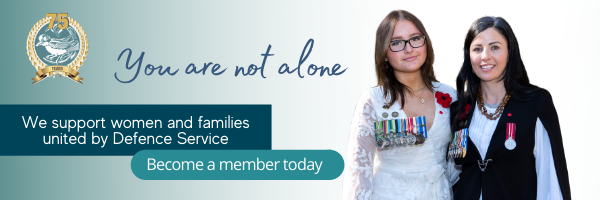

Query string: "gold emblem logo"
[[27, 13, 88, 84]]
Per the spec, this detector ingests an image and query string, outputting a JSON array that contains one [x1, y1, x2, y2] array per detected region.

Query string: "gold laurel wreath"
[[27, 16, 88, 83]]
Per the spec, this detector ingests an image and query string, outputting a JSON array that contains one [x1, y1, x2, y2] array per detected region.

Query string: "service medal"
[[384, 138, 391, 148], [394, 135, 402, 147], [376, 138, 385, 149], [407, 134, 416, 145], [416, 135, 425, 144], [505, 123, 517, 150], [505, 139, 516, 150], [452, 147, 457, 158]]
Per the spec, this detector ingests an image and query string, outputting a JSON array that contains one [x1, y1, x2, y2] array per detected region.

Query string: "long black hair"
[[451, 16, 544, 132]]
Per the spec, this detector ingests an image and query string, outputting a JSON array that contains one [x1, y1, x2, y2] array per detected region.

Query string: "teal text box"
[[0, 105, 271, 155], [131, 150, 344, 180]]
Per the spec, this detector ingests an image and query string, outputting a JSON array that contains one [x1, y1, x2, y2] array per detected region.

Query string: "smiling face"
[[385, 20, 427, 74], [470, 28, 508, 82]]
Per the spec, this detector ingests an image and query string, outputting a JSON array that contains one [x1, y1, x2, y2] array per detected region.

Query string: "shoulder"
[[356, 86, 385, 105], [518, 87, 552, 105], [433, 81, 458, 103], [532, 88, 555, 112], [511, 87, 556, 116], [536, 89, 553, 102]]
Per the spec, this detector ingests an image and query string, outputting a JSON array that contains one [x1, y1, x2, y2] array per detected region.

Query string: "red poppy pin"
[[435, 91, 452, 108], [461, 103, 471, 120]]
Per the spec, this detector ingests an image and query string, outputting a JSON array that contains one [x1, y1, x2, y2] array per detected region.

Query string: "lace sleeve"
[[445, 157, 461, 186], [342, 91, 378, 200]]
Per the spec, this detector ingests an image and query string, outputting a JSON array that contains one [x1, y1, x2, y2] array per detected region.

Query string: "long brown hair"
[[375, 10, 437, 108]]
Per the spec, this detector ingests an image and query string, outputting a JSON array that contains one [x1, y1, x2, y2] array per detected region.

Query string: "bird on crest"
[[36, 22, 80, 65]]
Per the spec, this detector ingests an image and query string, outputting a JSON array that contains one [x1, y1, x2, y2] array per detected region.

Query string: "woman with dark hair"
[[450, 16, 571, 200], [342, 10, 459, 199]]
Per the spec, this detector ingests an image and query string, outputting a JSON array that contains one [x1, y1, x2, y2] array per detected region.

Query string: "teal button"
[[131, 150, 344, 180]]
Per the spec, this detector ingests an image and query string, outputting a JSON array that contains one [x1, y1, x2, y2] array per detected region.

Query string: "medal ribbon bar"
[[506, 123, 515, 140], [373, 116, 428, 149]]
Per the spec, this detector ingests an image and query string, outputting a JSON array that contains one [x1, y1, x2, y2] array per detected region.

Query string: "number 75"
[[47, 13, 68, 29]]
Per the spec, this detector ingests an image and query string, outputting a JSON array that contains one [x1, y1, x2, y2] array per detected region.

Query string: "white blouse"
[[342, 82, 460, 200], [468, 101, 563, 200]]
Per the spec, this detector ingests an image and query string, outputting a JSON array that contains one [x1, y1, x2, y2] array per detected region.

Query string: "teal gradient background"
[[1, 0, 598, 199]]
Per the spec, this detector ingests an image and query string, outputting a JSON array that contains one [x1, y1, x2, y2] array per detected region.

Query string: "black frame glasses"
[[389, 35, 427, 52]]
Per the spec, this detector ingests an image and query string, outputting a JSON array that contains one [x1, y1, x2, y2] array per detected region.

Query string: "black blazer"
[[451, 90, 571, 200]]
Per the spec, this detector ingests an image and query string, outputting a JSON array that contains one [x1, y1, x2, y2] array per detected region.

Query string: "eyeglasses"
[[389, 35, 426, 52]]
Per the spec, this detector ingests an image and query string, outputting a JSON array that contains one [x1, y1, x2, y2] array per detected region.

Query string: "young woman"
[[450, 16, 571, 200], [342, 10, 459, 199]]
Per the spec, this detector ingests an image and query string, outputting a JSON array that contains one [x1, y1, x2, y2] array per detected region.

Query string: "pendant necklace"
[[414, 87, 427, 104]]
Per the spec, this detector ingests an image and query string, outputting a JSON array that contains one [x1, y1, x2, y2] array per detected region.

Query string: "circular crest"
[[27, 16, 88, 83]]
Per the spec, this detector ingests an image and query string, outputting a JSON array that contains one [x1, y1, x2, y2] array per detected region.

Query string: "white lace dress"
[[342, 82, 460, 200]]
